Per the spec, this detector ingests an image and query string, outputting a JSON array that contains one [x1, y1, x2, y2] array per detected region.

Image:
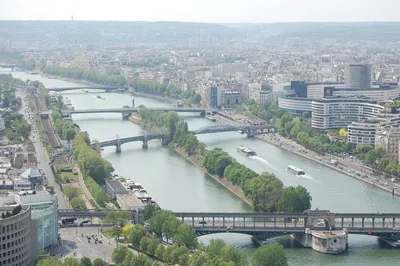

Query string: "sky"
[[1, 0, 400, 23]]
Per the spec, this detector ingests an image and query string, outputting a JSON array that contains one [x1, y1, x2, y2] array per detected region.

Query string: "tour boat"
[[287, 165, 305, 175], [237, 145, 256, 156]]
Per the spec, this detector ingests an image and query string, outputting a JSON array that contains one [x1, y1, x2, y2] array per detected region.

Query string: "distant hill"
[[0, 21, 399, 47]]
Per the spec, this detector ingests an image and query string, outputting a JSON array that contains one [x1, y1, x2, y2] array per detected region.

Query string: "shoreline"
[[256, 135, 400, 197], [172, 146, 253, 207]]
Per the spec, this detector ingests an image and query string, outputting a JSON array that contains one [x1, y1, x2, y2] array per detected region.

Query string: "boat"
[[237, 145, 256, 156], [96, 95, 105, 100], [287, 165, 305, 175]]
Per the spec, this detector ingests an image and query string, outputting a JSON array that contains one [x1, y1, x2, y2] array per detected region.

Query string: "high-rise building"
[[345, 63, 372, 89]]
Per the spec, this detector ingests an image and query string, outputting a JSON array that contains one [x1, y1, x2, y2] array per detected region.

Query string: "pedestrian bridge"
[[47, 86, 125, 92]]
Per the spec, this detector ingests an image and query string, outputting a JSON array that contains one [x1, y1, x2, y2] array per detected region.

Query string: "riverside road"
[[5, 69, 400, 265]]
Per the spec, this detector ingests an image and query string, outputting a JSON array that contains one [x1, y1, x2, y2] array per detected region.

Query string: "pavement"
[[55, 227, 116, 262], [18, 88, 68, 209]]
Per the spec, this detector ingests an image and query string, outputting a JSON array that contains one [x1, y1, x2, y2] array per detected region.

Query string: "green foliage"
[[92, 258, 108, 266], [112, 245, 130, 265], [64, 186, 82, 200], [36, 257, 63, 266], [1, 112, 31, 142], [80, 257, 92, 266], [44, 66, 127, 86], [277, 186, 312, 212], [275, 114, 349, 154], [73, 132, 113, 206], [104, 210, 130, 227], [51, 107, 76, 141], [252, 243, 288, 266], [70, 197, 87, 210], [244, 99, 286, 122], [129, 224, 148, 248], [206, 239, 247, 266], [142, 204, 157, 221], [63, 258, 81, 266]]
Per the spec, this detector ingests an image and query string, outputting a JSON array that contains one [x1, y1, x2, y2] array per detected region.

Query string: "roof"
[[20, 168, 41, 179]]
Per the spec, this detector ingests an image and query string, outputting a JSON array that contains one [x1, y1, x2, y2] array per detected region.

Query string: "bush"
[[70, 198, 87, 210], [64, 186, 81, 200]]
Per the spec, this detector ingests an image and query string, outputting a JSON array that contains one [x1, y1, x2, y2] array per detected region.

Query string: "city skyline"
[[1, 0, 400, 23]]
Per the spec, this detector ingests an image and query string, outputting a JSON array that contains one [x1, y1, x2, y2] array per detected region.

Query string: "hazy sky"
[[2, 0, 400, 23]]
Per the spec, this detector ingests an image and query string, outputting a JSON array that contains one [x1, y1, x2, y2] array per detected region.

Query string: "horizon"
[[2, 0, 400, 23]]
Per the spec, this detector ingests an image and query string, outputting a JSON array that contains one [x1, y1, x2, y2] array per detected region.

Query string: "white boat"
[[287, 165, 305, 175], [237, 145, 256, 156]]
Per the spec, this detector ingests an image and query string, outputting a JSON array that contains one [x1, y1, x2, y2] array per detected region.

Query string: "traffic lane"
[[57, 227, 114, 262]]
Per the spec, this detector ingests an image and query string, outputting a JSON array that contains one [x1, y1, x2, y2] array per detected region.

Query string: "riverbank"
[[131, 91, 175, 103], [256, 134, 400, 197], [172, 146, 253, 207]]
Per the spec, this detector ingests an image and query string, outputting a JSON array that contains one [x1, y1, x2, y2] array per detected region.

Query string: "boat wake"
[[299, 174, 321, 184], [250, 156, 275, 168]]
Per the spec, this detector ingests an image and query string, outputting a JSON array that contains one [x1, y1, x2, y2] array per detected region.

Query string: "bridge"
[[62, 107, 210, 118], [47, 86, 126, 92], [57, 209, 400, 241], [93, 124, 274, 152]]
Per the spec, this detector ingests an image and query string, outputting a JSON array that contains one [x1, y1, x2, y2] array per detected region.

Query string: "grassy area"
[[54, 164, 78, 183]]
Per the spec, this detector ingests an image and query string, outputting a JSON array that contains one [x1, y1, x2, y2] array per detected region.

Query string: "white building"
[[278, 97, 312, 115], [249, 83, 273, 105], [348, 120, 381, 145], [375, 124, 400, 161], [311, 98, 384, 130]]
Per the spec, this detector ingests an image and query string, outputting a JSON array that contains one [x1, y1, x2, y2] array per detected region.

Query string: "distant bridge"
[[47, 86, 126, 92], [62, 107, 210, 117], [0, 64, 24, 69], [92, 124, 274, 152]]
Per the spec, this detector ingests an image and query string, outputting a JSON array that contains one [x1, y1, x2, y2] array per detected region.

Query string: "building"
[[204, 84, 223, 108], [249, 83, 273, 105], [14, 191, 58, 250], [0, 205, 38, 266], [221, 91, 242, 109], [311, 98, 384, 130], [278, 96, 313, 116], [375, 124, 400, 161], [19, 168, 42, 187], [345, 63, 372, 90], [348, 120, 381, 145], [105, 179, 129, 199]]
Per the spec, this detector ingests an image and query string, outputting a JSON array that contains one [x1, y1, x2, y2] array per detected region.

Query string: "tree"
[[64, 186, 82, 200], [214, 155, 234, 177], [142, 204, 157, 221], [172, 223, 197, 249], [80, 257, 92, 266], [70, 197, 87, 210], [104, 210, 130, 227], [277, 186, 312, 213], [162, 217, 180, 243], [154, 244, 165, 260], [112, 245, 130, 265], [252, 243, 288, 266], [92, 258, 108, 266], [339, 128, 348, 137], [206, 239, 226, 258], [63, 258, 81, 266], [129, 224, 147, 248], [122, 224, 135, 237], [36, 257, 63, 266]]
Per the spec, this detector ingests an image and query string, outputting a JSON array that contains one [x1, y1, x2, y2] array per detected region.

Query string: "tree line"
[[203, 149, 312, 212], [51, 107, 76, 141], [37, 256, 107, 266], [275, 114, 349, 155], [73, 132, 113, 207]]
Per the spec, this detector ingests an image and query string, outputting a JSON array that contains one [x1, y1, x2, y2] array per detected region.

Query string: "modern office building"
[[345, 63, 372, 90], [0, 206, 38, 266], [278, 96, 312, 115], [311, 98, 384, 130], [204, 84, 223, 108], [14, 191, 58, 250]]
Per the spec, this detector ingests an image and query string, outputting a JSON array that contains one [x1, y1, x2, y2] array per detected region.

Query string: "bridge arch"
[[192, 124, 242, 135]]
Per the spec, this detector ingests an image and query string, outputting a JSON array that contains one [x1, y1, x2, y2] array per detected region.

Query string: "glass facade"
[[29, 201, 58, 249]]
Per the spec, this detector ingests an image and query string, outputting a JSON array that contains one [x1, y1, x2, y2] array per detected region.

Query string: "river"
[[4, 69, 400, 265]]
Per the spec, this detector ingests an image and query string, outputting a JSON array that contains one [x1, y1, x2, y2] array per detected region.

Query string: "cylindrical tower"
[[345, 63, 372, 89]]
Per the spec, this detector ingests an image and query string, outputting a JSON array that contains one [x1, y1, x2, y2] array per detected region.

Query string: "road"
[[17, 88, 67, 209], [56, 227, 115, 263]]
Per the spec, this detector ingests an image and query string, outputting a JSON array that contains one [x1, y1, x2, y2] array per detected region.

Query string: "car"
[[358, 227, 365, 231], [198, 221, 207, 225]]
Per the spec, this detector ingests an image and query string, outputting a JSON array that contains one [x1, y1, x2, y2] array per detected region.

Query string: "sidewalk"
[[75, 165, 95, 209]]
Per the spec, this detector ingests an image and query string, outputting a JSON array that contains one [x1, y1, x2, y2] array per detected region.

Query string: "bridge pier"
[[161, 136, 170, 146], [200, 111, 206, 117], [142, 140, 148, 149], [132, 98, 135, 108], [116, 144, 121, 153], [122, 112, 131, 120]]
